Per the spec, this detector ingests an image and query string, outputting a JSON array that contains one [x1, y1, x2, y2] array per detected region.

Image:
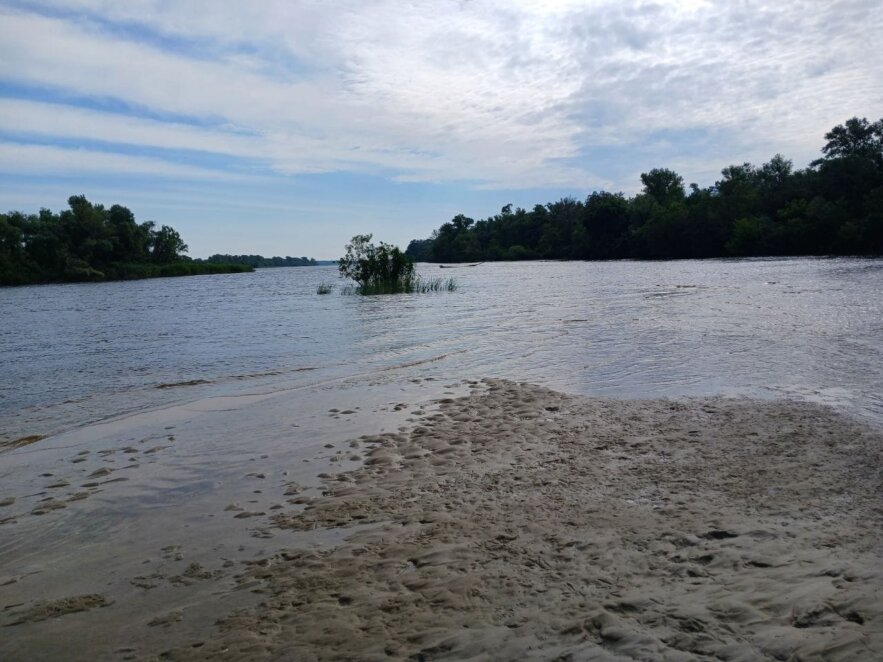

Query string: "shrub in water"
[[337, 235, 459, 295], [338, 234, 414, 294]]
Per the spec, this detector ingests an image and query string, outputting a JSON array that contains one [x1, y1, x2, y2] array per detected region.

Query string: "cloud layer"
[[0, 0, 881, 253]]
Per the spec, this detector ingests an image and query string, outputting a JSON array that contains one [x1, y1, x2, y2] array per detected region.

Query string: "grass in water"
[[316, 282, 334, 294], [415, 276, 458, 293], [340, 276, 457, 295]]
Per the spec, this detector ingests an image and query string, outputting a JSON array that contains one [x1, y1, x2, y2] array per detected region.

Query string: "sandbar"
[[162, 379, 883, 660], [2, 378, 880, 660]]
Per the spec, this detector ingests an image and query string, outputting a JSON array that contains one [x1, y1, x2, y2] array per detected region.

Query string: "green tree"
[[0, 214, 23, 258], [582, 192, 629, 259], [715, 163, 760, 226], [108, 204, 152, 263], [60, 195, 113, 267], [150, 225, 188, 263], [640, 168, 685, 205], [820, 117, 883, 165]]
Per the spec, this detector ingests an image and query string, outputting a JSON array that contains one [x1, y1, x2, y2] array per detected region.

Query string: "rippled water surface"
[[2, 257, 882, 438]]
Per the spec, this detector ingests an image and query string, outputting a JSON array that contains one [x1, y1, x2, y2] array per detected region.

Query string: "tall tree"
[[640, 168, 685, 206], [820, 117, 883, 165], [150, 225, 188, 263]]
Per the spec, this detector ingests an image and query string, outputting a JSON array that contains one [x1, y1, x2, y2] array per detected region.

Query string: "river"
[[2, 257, 882, 440]]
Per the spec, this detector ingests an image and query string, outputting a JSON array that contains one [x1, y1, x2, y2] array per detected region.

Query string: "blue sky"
[[1, 0, 881, 259]]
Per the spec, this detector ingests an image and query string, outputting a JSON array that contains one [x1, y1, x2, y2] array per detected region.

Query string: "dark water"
[[2, 257, 882, 438]]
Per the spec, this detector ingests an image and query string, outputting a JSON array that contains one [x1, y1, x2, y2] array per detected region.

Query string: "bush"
[[338, 234, 415, 294], [337, 235, 459, 295]]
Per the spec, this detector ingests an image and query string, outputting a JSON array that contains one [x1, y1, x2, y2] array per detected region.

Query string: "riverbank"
[[0, 260, 253, 287], [2, 379, 880, 660]]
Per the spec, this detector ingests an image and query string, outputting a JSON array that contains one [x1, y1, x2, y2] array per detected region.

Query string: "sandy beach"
[[2, 378, 881, 660]]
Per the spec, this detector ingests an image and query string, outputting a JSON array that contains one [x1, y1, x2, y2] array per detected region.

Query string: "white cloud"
[[0, 141, 240, 179], [0, 1, 881, 190], [0, 99, 260, 158]]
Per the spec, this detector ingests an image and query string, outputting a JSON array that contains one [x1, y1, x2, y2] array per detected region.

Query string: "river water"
[[2, 257, 882, 440]]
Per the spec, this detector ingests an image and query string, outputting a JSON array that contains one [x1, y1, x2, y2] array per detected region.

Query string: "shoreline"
[[2, 379, 881, 660]]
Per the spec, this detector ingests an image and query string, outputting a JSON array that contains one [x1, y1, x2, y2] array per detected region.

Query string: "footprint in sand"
[[131, 574, 164, 589], [147, 609, 183, 627], [8, 594, 111, 625], [31, 499, 67, 515], [161, 545, 184, 561], [234, 511, 265, 519], [88, 467, 113, 478]]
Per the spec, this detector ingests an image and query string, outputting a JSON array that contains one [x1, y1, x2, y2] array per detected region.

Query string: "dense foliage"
[[199, 254, 317, 268], [0, 195, 251, 286], [338, 234, 416, 294], [407, 117, 883, 262]]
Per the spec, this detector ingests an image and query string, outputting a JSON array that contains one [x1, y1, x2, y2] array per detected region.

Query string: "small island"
[[199, 254, 317, 268]]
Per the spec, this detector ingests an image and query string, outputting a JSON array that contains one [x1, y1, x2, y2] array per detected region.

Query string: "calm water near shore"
[[2, 257, 882, 440]]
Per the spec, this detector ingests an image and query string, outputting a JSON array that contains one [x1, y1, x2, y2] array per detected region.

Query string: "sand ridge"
[[159, 379, 883, 661]]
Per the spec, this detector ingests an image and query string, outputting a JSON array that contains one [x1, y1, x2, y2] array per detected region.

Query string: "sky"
[[0, 1, 881, 259]]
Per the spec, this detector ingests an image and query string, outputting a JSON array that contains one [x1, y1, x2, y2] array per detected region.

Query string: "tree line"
[[406, 117, 883, 263], [199, 254, 317, 268], [0, 195, 251, 286]]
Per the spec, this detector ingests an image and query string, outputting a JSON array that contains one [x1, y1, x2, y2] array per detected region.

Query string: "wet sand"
[[2, 378, 882, 660], [0, 375, 469, 660]]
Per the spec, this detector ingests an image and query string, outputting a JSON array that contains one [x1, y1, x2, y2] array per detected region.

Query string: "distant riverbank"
[[0, 195, 321, 286], [1, 260, 253, 287]]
